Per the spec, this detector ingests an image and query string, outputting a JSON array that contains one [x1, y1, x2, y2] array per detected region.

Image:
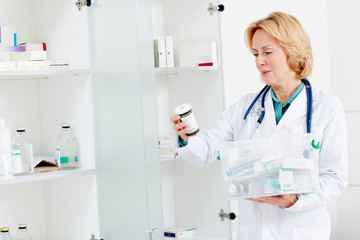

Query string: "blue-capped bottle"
[[56, 124, 80, 170]]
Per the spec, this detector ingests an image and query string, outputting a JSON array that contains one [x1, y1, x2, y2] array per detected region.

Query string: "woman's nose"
[[256, 55, 266, 65]]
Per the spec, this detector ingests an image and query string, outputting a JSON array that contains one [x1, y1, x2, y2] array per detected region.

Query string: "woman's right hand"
[[170, 114, 190, 142]]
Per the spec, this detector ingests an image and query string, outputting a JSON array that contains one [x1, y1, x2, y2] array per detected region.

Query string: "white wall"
[[44, 174, 99, 240], [220, 0, 331, 108], [327, 1, 360, 239], [34, 0, 90, 69], [0, 0, 36, 44]]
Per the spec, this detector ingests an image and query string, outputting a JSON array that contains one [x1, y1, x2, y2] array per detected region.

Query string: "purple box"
[[0, 45, 26, 52]]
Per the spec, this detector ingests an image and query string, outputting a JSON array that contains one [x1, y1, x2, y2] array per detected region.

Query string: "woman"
[[170, 12, 348, 239]]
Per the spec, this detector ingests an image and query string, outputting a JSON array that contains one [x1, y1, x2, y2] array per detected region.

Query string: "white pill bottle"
[[174, 103, 199, 136]]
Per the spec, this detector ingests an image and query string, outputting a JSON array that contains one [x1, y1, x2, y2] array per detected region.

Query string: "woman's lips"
[[261, 70, 271, 76]]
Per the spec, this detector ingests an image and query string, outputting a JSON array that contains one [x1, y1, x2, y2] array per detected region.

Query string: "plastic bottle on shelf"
[[56, 124, 80, 170], [0, 227, 13, 240], [11, 128, 34, 176], [0, 119, 11, 176], [12, 224, 32, 240]]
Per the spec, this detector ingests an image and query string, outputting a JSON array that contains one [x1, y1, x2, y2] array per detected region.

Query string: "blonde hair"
[[245, 12, 313, 79]]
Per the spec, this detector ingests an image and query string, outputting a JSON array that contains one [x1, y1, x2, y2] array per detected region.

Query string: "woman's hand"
[[246, 194, 298, 208], [170, 114, 191, 142]]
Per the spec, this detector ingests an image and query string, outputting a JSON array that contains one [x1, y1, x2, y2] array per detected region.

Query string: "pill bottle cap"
[[16, 128, 26, 133], [0, 227, 9, 232], [61, 124, 71, 129], [174, 103, 191, 115], [18, 224, 27, 229]]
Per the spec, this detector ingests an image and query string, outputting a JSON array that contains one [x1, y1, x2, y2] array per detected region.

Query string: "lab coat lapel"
[[276, 87, 307, 130], [263, 90, 277, 129]]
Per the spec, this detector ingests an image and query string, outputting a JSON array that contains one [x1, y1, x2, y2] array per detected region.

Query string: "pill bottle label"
[[11, 150, 22, 173], [175, 104, 199, 136]]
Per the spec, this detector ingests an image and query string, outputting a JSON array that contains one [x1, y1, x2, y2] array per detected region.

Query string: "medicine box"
[[179, 42, 218, 67], [218, 134, 320, 198], [154, 37, 166, 68]]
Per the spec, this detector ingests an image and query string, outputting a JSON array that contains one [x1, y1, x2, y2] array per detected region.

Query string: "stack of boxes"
[[0, 26, 50, 71]]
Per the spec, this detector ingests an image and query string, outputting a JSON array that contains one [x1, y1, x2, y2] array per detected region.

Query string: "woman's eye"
[[265, 51, 272, 55], [254, 53, 259, 57]]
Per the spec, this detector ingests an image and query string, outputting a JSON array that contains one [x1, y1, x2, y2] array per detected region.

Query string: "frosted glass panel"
[[88, 0, 163, 239]]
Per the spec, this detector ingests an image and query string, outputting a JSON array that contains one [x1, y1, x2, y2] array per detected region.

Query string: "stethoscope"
[[241, 79, 312, 139]]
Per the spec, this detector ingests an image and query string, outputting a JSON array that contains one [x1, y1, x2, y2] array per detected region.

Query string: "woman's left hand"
[[246, 194, 298, 208]]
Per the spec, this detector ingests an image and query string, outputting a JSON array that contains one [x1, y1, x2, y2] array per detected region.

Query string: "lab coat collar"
[[264, 86, 307, 131]]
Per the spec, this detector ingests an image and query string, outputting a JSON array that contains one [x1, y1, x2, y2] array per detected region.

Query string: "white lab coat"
[[174, 86, 348, 240]]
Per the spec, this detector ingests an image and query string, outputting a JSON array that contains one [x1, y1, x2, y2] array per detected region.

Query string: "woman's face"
[[252, 29, 296, 87]]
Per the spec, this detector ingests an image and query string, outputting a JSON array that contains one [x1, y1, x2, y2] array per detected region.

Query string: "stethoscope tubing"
[[243, 79, 312, 139]]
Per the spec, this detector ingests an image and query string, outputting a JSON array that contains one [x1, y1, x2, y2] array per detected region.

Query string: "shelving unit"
[[0, 69, 89, 79], [0, 0, 232, 238], [153, 0, 232, 238], [0, 1, 97, 239]]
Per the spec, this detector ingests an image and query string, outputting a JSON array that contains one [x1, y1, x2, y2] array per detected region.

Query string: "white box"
[[0, 62, 16, 71], [19, 43, 46, 51], [16, 61, 50, 71], [165, 36, 174, 67], [179, 42, 218, 67], [0, 52, 11, 61], [0, 26, 17, 46], [164, 227, 197, 238], [11, 51, 48, 61], [154, 37, 166, 68]]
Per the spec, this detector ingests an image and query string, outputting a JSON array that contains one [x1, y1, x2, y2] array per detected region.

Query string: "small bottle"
[[56, 124, 80, 170], [174, 103, 199, 136], [227, 179, 274, 197], [13, 224, 32, 240], [227, 181, 250, 198], [0, 119, 11, 176], [11, 128, 34, 176], [0, 227, 13, 240]]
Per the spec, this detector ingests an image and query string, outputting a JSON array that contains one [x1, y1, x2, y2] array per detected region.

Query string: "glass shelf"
[[0, 168, 96, 185], [0, 69, 90, 80], [155, 66, 220, 75]]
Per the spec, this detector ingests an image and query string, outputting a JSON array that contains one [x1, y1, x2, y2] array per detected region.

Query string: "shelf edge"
[[0, 168, 96, 185]]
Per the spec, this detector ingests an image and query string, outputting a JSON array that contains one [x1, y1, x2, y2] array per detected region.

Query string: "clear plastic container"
[[11, 128, 34, 176], [12, 224, 32, 240], [56, 124, 80, 170], [0, 227, 13, 240], [218, 134, 320, 198]]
